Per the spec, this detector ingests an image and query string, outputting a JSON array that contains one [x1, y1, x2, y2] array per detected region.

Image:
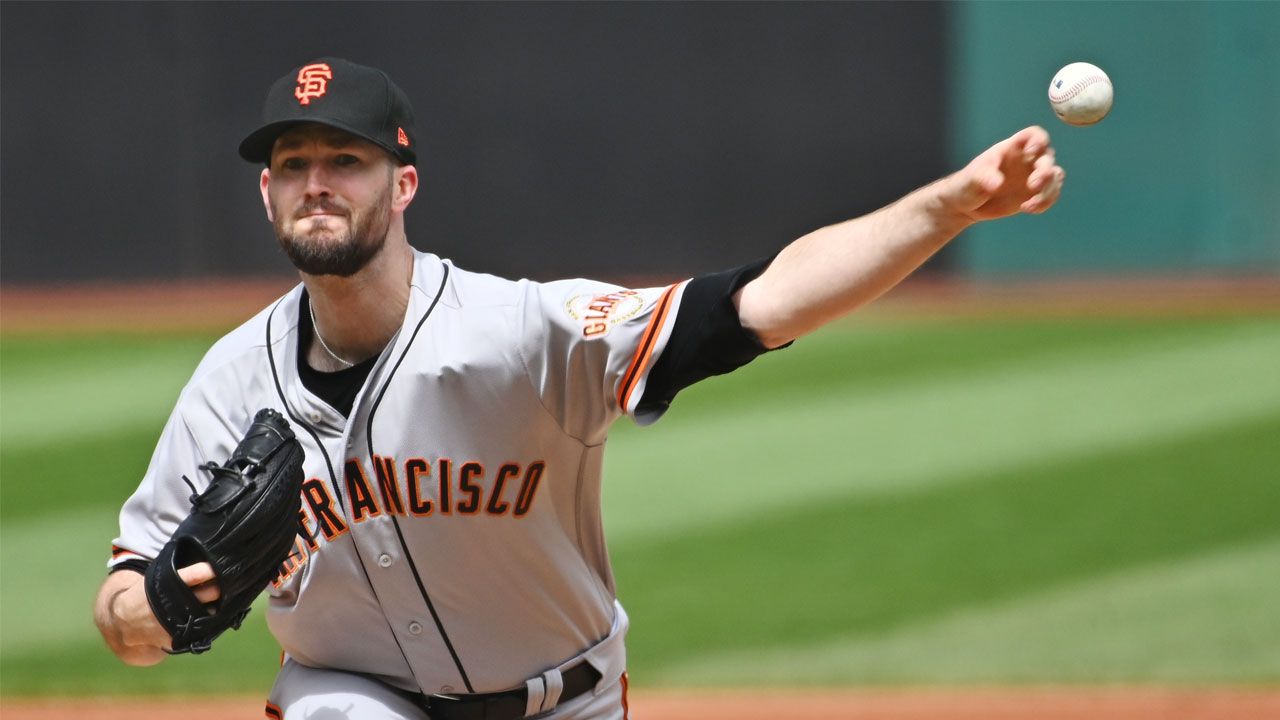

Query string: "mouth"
[[295, 202, 348, 220]]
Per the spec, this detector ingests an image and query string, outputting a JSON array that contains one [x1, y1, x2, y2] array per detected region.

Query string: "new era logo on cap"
[[238, 57, 417, 166]]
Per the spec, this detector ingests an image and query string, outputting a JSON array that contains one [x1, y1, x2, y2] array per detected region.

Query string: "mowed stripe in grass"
[[0, 426, 172, 522], [1, 507, 139, 653], [0, 331, 215, 447], [612, 411, 1280, 677], [0, 331, 216, 521], [1, 314, 1276, 693], [602, 314, 1280, 541], [0, 608, 282, 697], [656, 313, 1279, 415], [0, 507, 281, 695], [654, 536, 1280, 685], [4, 315, 1274, 525]]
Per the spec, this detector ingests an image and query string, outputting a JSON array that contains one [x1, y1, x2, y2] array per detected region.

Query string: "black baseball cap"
[[238, 57, 417, 166]]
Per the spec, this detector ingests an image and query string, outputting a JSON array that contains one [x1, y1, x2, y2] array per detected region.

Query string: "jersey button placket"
[[377, 553, 392, 568], [407, 621, 423, 635]]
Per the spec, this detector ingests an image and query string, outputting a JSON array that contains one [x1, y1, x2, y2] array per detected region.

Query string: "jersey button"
[[377, 554, 392, 568], [408, 621, 423, 635]]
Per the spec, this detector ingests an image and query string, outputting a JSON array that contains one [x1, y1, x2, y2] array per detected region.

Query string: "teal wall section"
[[951, 1, 1279, 277]]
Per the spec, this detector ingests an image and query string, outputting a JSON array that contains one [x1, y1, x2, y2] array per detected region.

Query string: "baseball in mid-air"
[[1048, 62, 1113, 126]]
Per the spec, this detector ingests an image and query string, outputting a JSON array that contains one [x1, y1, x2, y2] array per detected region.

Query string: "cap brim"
[[237, 119, 414, 165], [238, 120, 299, 163]]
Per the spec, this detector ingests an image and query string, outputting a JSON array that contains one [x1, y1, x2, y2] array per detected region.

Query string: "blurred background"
[[4, 1, 1275, 286], [2, 0, 1278, 711]]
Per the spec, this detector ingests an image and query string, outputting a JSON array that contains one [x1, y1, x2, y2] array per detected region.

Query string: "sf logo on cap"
[[295, 63, 332, 105]]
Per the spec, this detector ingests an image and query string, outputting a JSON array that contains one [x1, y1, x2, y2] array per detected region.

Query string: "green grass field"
[[2, 309, 1278, 696]]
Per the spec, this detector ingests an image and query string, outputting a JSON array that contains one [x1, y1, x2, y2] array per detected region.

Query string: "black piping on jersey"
[[265, 295, 344, 506], [264, 294, 419, 690], [361, 264, 478, 693]]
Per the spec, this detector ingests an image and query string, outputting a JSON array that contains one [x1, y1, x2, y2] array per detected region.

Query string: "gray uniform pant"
[[267, 659, 629, 720]]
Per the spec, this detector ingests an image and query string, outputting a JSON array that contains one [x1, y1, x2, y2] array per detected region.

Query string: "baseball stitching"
[[1048, 74, 1109, 103]]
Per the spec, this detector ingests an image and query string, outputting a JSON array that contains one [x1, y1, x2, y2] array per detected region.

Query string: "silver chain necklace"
[[308, 300, 355, 368]]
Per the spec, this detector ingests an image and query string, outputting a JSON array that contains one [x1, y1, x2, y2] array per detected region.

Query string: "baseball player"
[[93, 57, 1064, 719]]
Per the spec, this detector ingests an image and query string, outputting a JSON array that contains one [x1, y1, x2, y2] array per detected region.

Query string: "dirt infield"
[[4, 688, 1279, 720], [2, 275, 1278, 334]]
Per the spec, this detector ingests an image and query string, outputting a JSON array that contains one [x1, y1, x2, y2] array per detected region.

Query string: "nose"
[[303, 163, 332, 198]]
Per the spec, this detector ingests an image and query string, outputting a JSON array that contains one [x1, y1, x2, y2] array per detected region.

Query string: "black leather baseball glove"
[[144, 408, 305, 655]]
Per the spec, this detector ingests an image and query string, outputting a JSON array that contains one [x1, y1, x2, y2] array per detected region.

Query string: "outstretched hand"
[[941, 126, 1065, 223]]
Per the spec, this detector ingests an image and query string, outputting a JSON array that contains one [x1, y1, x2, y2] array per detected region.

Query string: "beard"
[[273, 190, 392, 277]]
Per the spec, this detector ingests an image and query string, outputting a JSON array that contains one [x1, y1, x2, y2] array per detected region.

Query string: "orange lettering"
[[406, 458, 434, 516], [295, 63, 332, 105]]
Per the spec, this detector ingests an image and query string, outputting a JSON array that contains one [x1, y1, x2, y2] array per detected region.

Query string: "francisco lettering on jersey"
[[565, 290, 644, 338], [273, 457, 546, 586]]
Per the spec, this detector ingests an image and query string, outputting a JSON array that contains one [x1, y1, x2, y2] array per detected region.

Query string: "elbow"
[[734, 283, 800, 350], [749, 326, 797, 351]]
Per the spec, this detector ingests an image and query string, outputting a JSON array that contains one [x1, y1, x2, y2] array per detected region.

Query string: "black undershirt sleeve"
[[636, 255, 791, 418]]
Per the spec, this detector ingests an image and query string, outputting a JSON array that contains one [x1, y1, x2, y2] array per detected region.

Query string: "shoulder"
[[179, 284, 302, 402], [412, 251, 528, 311], [195, 286, 300, 371], [410, 248, 641, 313]]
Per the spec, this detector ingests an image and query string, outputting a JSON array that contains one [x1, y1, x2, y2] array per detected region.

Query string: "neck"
[[303, 240, 414, 371]]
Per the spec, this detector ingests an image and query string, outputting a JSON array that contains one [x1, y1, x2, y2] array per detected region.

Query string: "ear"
[[392, 165, 418, 214], [259, 168, 275, 222]]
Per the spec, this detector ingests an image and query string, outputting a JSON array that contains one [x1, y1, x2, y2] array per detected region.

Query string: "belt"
[[420, 661, 601, 720]]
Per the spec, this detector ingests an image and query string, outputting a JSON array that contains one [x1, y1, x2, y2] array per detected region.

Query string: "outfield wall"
[[0, 2, 948, 284], [2, 3, 1275, 285], [952, 1, 1280, 277]]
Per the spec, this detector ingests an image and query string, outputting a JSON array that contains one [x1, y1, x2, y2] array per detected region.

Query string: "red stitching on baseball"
[[1048, 74, 1108, 103]]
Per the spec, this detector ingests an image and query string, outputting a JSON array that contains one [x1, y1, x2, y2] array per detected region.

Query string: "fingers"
[[1005, 127, 1051, 175], [1021, 167, 1065, 213], [944, 125, 1063, 221], [177, 562, 216, 586], [191, 581, 221, 605], [1022, 147, 1066, 214], [1011, 125, 1051, 160], [1027, 148, 1058, 194], [1004, 126, 1063, 214], [178, 562, 221, 605]]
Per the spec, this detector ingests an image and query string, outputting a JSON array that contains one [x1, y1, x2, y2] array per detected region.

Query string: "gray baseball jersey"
[[110, 250, 689, 699]]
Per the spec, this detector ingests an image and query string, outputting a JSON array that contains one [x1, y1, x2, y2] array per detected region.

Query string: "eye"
[[280, 157, 306, 171], [334, 154, 360, 167]]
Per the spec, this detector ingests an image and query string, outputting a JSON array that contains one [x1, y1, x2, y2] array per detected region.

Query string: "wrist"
[[112, 583, 167, 648]]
